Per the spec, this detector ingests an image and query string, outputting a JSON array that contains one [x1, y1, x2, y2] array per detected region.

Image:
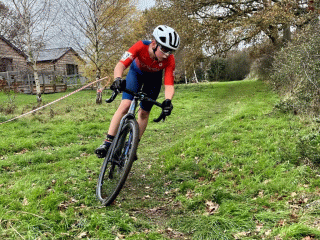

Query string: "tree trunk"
[[185, 69, 188, 84], [95, 71, 102, 104], [283, 24, 291, 44], [193, 66, 199, 83], [33, 63, 42, 102]]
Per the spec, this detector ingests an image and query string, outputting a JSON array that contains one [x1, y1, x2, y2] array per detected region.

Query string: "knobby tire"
[[96, 119, 139, 206]]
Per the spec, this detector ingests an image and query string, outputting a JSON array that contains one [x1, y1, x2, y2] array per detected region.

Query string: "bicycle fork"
[[106, 97, 138, 164]]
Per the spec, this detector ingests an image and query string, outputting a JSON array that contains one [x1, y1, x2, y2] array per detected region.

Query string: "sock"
[[105, 134, 114, 143]]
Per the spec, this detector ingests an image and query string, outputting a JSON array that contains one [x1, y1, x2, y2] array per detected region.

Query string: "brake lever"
[[153, 112, 166, 122], [105, 90, 119, 103]]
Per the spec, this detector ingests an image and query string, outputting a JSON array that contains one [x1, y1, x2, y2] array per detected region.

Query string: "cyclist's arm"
[[165, 85, 174, 100], [114, 62, 126, 79], [164, 56, 175, 100]]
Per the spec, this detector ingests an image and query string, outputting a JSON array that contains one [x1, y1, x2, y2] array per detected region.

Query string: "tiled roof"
[[37, 47, 73, 62], [0, 37, 81, 63]]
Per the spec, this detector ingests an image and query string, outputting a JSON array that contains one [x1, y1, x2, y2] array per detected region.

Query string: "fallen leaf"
[[186, 190, 194, 199], [150, 206, 165, 213], [164, 181, 172, 186], [263, 179, 271, 184], [142, 195, 150, 199], [291, 192, 297, 197], [265, 229, 272, 235], [302, 236, 312, 240], [116, 233, 125, 239], [233, 231, 250, 239], [277, 219, 286, 227], [256, 223, 263, 231], [58, 203, 68, 210], [166, 227, 173, 233], [77, 232, 88, 238], [205, 201, 219, 214], [22, 197, 28, 206], [198, 177, 206, 182]]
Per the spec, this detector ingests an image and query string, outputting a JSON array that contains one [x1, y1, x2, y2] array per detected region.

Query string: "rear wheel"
[[96, 119, 139, 206]]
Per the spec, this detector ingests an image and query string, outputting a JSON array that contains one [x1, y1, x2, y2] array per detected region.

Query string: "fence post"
[[28, 74, 31, 94], [42, 73, 45, 93], [6, 71, 10, 88]]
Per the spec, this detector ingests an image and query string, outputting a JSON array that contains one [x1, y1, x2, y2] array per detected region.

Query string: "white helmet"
[[153, 25, 180, 51]]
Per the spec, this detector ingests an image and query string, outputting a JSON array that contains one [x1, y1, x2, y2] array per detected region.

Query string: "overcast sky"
[[45, 0, 156, 49], [138, 0, 155, 10]]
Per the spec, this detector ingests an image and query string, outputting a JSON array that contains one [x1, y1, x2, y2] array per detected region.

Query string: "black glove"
[[162, 99, 173, 116], [110, 77, 126, 92]]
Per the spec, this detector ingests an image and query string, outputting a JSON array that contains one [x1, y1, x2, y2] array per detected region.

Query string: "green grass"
[[1, 80, 320, 239]]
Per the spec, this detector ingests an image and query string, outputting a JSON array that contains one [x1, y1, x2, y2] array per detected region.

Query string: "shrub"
[[269, 23, 320, 115], [298, 132, 320, 167], [0, 89, 17, 114], [250, 43, 277, 80], [207, 51, 252, 82], [226, 51, 253, 81]]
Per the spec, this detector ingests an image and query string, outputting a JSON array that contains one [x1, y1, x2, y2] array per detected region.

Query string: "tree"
[[0, 1, 24, 48], [61, 0, 138, 104], [141, 5, 205, 82], [156, 0, 320, 53], [10, 0, 59, 102]]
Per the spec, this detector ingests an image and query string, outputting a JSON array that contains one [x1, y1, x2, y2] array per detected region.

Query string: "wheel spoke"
[[96, 119, 139, 206]]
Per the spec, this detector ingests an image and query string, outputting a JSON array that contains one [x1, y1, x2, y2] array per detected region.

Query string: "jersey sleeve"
[[164, 55, 175, 86], [119, 41, 144, 68]]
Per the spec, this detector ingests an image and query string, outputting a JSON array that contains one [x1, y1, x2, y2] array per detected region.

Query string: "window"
[[0, 58, 13, 72], [66, 64, 78, 75]]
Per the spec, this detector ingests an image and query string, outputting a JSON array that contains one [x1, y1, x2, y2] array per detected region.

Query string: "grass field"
[[1, 79, 320, 239]]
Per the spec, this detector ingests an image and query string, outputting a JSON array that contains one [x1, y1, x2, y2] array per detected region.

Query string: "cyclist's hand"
[[110, 77, 126, 92], [162, 99, 173, 116]]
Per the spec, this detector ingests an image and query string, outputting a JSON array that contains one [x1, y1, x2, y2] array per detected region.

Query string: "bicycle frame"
[[97, 88, 167, 205], [105, 93, 139, 163]]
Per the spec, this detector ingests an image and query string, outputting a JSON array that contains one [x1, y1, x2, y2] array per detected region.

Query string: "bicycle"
[[96, 87, 167, 206]]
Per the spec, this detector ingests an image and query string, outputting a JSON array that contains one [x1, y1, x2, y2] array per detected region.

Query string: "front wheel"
[[96, 119, 139, 206]]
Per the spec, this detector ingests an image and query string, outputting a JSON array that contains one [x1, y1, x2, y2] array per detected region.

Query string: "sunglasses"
[[157, 44, 174, 55]]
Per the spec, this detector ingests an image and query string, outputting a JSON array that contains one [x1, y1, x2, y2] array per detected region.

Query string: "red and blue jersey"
[[120, 40, 175, 85]]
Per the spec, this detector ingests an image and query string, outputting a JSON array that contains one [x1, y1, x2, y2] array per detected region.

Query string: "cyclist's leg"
[[107, 100, 131, 136], [107, 66, 142, 137], [96, 67, 141, 158], [137, 71, 163, 139], [137, 109, 150, 139]]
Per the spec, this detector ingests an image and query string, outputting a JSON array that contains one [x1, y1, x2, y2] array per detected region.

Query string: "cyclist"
[[95, 25, 180, 159]]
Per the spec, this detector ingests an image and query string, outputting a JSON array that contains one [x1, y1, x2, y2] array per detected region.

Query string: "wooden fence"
[[0, 70, 87, 94]]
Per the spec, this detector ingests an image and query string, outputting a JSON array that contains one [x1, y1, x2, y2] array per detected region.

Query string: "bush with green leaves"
[[298, 132, 320, 167], [270, 23, 320, 115], [250, 42, 277, 80], [207, 51, 252, 82]]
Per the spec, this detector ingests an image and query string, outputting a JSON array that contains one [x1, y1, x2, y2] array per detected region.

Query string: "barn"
[[0, 35, 87, 93]]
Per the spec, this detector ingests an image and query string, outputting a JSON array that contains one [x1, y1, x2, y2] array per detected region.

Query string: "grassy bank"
[[0, 80, 319, 239]]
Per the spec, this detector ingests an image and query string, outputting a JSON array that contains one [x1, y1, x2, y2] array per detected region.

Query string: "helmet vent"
[[160, 37, 166, 42], [159, 27, 164, 31]]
